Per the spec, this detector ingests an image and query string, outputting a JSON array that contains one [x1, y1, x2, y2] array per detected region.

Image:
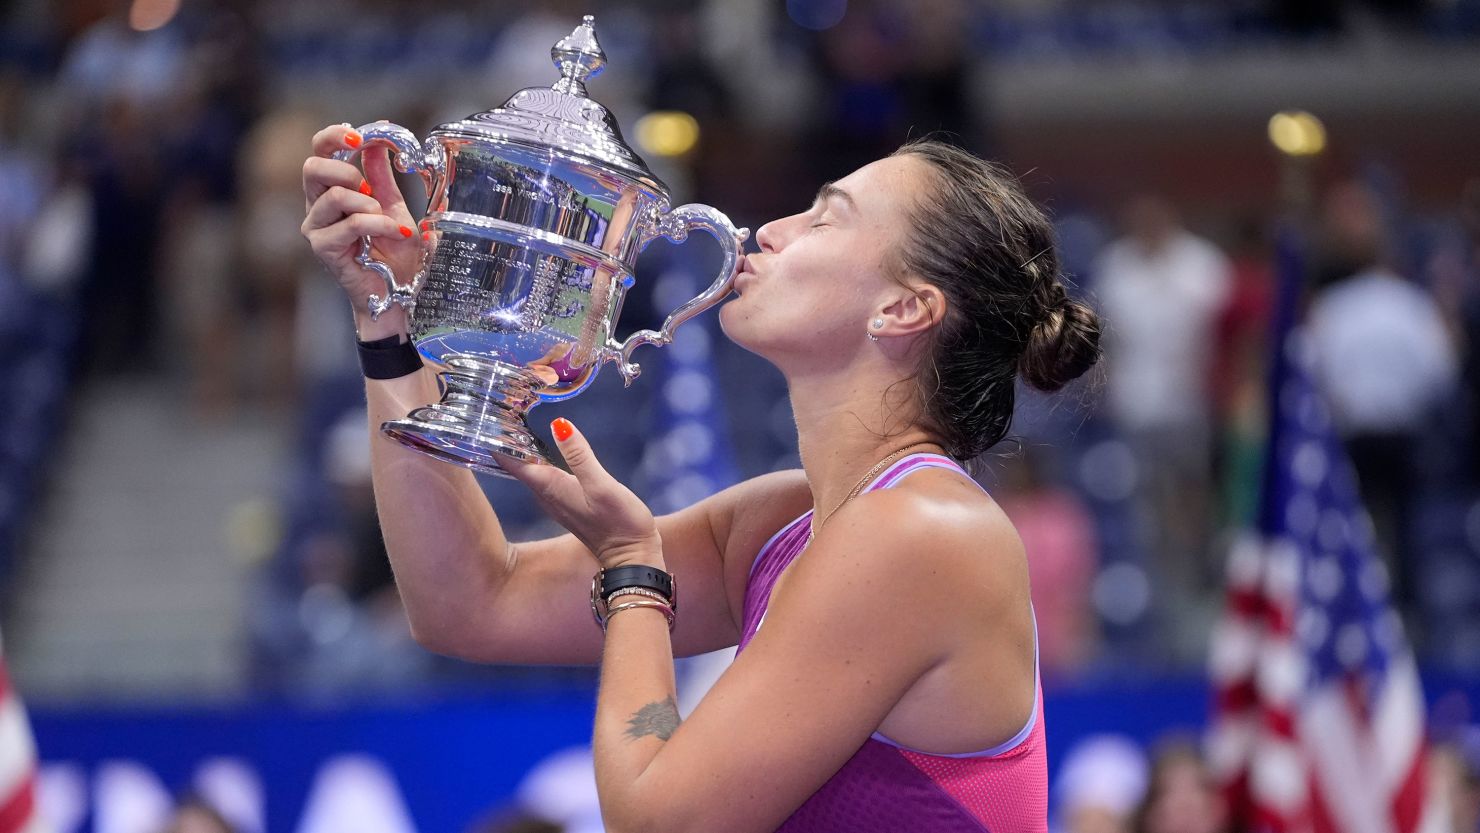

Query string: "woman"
[[301, 127, 1102, 832]]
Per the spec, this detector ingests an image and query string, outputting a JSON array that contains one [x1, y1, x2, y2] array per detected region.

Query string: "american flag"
[[0, 636, 44, 833], [1207, 234, 1428, 833]]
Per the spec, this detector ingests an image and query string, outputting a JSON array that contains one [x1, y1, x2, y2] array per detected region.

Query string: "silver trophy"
[[333, 15, 747, 478]]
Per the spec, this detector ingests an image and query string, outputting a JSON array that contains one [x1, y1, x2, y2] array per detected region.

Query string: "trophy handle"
[[608, 204, 749, 385], [331, 121, 447, 320]]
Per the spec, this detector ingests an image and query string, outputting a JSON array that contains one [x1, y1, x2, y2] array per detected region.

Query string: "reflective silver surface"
[[336, 15, 747, 477]]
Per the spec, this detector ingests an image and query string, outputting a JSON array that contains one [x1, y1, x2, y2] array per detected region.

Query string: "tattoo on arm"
[[624, 696, 681, 742]]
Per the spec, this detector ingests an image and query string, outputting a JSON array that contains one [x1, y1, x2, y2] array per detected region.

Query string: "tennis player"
[[302, 127, 1101, 833]]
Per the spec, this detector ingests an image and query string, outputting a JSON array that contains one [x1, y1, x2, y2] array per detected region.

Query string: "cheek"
[[719, 234, 880, 342]]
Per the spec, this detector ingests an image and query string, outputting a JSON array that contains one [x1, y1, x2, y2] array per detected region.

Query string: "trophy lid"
[[436, 15, 666, 195]]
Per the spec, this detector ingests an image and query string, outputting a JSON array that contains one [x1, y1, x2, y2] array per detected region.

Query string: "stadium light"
[[1268, 110, 1327, 158], [635, 111, 701, 158]]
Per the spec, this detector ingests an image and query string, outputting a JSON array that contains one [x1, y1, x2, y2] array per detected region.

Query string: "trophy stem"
[[381, 354, 555, 478]]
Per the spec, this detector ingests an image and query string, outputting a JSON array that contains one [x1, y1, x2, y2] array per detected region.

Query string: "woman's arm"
[[592, 483, 1030, 833], [368, 360, 806, 664], [521, 427, 1033, 833]]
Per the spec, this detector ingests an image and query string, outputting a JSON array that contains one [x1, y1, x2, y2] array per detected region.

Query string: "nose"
[[755, 218, 779, 253]]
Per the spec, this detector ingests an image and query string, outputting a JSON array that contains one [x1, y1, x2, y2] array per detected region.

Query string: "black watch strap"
[[357, 334, 423, 380], [599, 565, 675, 607]]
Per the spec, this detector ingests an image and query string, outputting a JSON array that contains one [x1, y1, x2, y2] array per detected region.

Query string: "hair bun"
[[1019, 291, 1102, 392]]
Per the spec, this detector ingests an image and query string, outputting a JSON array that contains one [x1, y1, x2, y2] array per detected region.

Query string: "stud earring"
[[867, 318, 884, 342]]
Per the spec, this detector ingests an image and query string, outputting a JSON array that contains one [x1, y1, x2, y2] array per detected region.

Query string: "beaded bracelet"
[[604, 599, 675, 632], [606, 587, 671, 607]]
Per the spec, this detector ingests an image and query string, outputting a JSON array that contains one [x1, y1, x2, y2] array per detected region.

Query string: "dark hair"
[[890, 139, 1102, 460]]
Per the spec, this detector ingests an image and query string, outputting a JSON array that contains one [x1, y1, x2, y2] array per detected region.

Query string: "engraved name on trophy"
[[332, 15, 747, 477]]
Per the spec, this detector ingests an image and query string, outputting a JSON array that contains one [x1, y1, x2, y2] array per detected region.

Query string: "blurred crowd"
[[0, 0, 1478, 701]]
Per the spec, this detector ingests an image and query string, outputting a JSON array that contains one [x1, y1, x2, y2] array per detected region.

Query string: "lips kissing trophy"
[[333, 15, 747, 477]]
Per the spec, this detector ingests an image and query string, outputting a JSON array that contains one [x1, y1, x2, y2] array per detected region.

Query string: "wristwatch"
[[590, 564, 677, 627]]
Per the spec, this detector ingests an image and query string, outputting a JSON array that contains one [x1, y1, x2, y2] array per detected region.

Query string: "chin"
[[717, 298, 748, 344], [717, 297, 769, 358]]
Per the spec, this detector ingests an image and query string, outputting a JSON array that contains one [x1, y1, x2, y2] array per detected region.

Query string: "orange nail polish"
[[421, 230, 432, 241], [552, 418, 574, 442], [358, 180, 372, 196], [419, 218, 432, 230], [399, 225, 413, 238], [345, 131, 362, 149]]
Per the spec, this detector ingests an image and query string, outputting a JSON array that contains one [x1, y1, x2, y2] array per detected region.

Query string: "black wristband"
[[357, 334, 423, 380], [599, 564, 675, 604]]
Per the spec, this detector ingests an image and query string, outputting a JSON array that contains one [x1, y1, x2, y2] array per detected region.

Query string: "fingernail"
[[552, 418, 574, 442], [421, 230, 432, 241], [345, 130, 362, 149], [399, 225, 413, 238], [419, 218, 432, 230], [358, 180, 372, 196]]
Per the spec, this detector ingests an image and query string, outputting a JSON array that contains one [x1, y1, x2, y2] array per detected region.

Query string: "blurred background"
[[0, 0, 1479, 831]]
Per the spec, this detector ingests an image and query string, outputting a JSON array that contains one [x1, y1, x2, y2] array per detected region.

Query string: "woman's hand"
[[300, 123, 424, 323], [503, 418, 663, 570]]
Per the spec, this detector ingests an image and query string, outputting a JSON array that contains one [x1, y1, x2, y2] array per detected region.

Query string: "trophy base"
[[381, 354, 555, 479]]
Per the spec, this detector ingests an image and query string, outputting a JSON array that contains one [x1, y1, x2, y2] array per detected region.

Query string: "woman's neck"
[[786, 367, 942, 527]]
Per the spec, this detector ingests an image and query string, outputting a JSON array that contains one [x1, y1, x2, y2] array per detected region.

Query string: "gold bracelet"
[[604, 599, 675, 632]]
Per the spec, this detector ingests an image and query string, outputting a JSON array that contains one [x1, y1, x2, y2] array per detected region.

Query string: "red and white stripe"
[[0, 642, 45, 833], [1209, 534, 1428, 833]]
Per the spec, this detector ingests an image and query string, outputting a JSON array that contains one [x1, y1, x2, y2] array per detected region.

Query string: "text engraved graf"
[[419, 237, 534, 331]]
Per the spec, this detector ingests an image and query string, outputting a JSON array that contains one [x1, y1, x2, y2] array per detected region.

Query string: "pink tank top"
[[737, 453, 1048, 833]]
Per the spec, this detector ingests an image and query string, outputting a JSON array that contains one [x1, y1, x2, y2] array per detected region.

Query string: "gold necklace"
[[807, 441, 940, 545]]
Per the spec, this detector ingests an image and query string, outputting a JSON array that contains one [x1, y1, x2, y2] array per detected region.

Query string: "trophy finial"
[[551, 15, 606, 96]]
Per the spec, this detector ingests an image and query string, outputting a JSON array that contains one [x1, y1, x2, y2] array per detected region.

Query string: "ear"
[[877, 283, 947, 338]]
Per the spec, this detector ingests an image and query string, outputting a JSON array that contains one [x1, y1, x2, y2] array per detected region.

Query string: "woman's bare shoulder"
[[815, 469, 1027, 601]]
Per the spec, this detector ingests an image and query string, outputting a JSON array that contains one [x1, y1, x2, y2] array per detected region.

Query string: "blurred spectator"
[[1306, 180, 1460, 608], [158, 10, 260, 415], [1094, 195, 1232, 642], [20, 160, 93, 299], [997, 453, 1101, 677], [0, 69, 47, 315], [58, 3, 186, 110], [1425, 734, 1480, 833], [276, 409, 434, 696], [160, 794, 237, 833], [1053, 734, 1149, 833], [485, 0, 592, 93], [240, 106, 331, 405], [896, 0, 981, 146], [1211, 218, 1275, 531], [69, 98, 165, 374], [804, 0, 977, 182], [1131, 736, 1228, 833]]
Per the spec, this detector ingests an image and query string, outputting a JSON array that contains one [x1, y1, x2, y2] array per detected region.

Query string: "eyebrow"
[[815, 182, 857, 214]]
